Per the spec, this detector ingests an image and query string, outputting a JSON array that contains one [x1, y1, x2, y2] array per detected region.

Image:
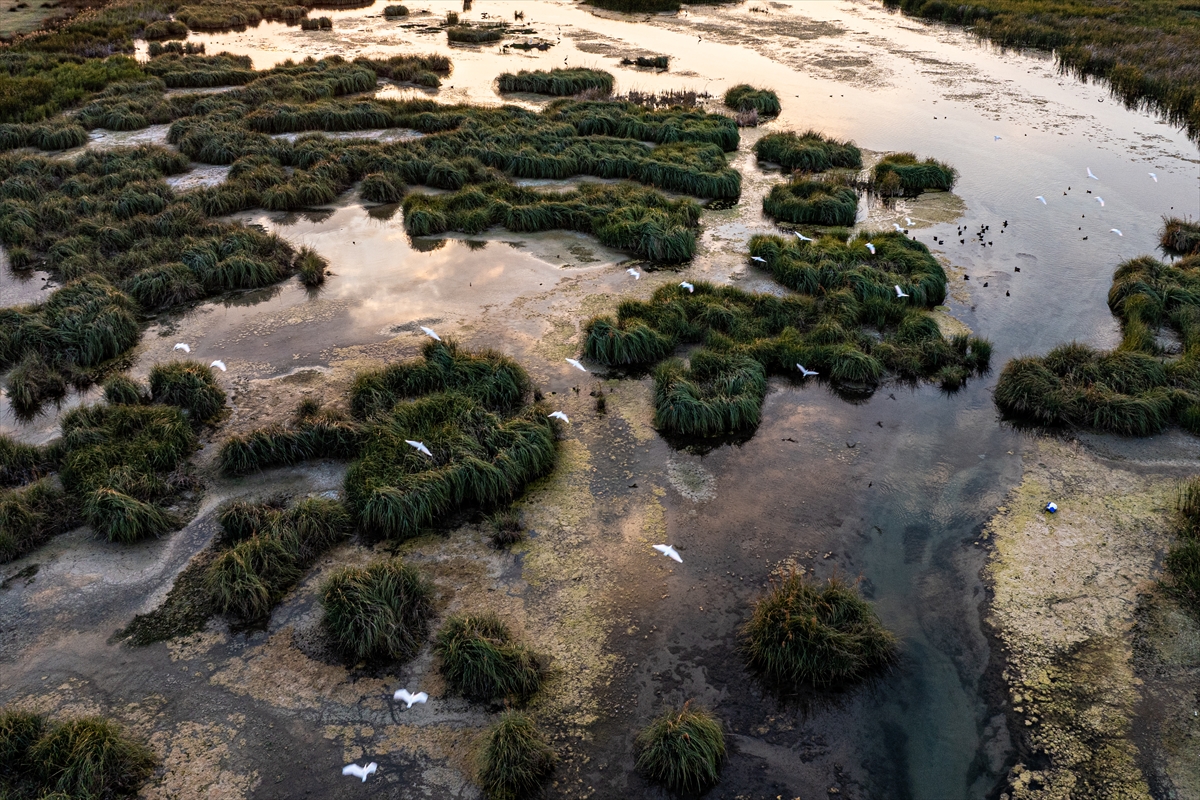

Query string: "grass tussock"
[[582, 235, 989, 435], [321, 557, 435, 662], [148, 360, 226, 423], [0, 710, 156, 800], [872, 152, 958, 194], [0, 434, 54, 488], [723, 84, 780, 116], [634, 701, 725, 794], [488, 507, 524, 546], [476, 711, 556, 800], [1165, 476, 1200, 619], [383, 4, 409, 17], [0, 479, 78, 563], [295, 246, 328, 286], [762, 177, 858, 226], [498, 68, 614, 96], [448, 25, 505, 44], [754, 130, 862, 172], [1161, 217, 1200, 257], [743, 570, 896, 689], [435, 613, 547, 702]]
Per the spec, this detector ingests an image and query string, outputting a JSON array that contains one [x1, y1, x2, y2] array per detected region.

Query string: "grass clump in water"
[[148, 361, 226, 424], [436, 612, 547, 702], [1161, 217, 1200, 257], [872, 152, 958, 194], [743, 570, 896, 689], [295, 246, 328, 287], [634, 701, 725, 794], [383, 4, 409, 17], [762, 177, 858, 226], [448, 24, 505, 44], [498, 68, 614, 96], [753, 130, 862, 172], [0, 710, 156, 800], [321, 557, 435, 662], [723, 84, 780, 116], [476, 711, 556, 800]]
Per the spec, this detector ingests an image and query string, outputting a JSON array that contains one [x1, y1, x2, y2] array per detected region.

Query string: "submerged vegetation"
[[435, 613, 548, 703], [583, 232, 990, 436], [634, 702, 725, 794], [723, 84, 781, 116], [995, 227, 1200, 436], [497, 68, 614, 96], [321, 557, 435, 662], [762, 177, 858, 226], [754, 130, 862, 173], [476, 711, 557, 800], [742, 571, 896, 689], [0, 709, 156, 800], [219, 341, 559, 540], [872, 152, 958, 194]]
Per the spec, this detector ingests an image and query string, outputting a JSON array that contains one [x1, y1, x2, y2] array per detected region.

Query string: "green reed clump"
[[321, 557, 435, 662], [383, 4, 409, 17], [743, 571, 896, 689], [217, 414, 364, 475], [498, 68, 614, 96], [587, 0, 681, 10], [754, 129, 862, 172], [0, 711, 156, 800], [143, 53, 255, 88], [654, 351, 766, 437], [488, 507, 524, 546], [634, 702, 725, 794], [295, 246, 328, 286], [102, 374, 148, 406], [0, 434, 53, 488], [435, 613, 547, 702], [1161, 217, 1200, 257], [0, 480, 78, 563], [148, 361, 226, 424], [1179, 476, 1200, 536], [205, 496, 351, 619], [762, 178, 858, 226], [476, 711, 557, 800], [83, 487, 176, 543], [626, 55, 669, 69], [0, 122, 88, 151], [873, 152, 958, 194], [724, 84, 780, 116], [448, 25, 505, 43]]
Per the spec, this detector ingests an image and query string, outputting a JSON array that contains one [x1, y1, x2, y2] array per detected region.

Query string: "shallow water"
[[3, 1, 1200, 798]]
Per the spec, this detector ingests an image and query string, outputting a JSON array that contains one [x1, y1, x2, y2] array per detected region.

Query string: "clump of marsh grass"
[[435, 613, 547, 702], [295, 246, 328, 287], [587, 0, 683, 10], [1166, 476, 1200, 618], [754, 130, 862, 172], [872, 152, 958, 194], [103, 374, 148, 406], [321, 557, 435, 662], [448, 24, 505, 43], [622, 55, 669, 70], [0, 434, 54, 488], [498, 68, 614, 96], [723, 84, 780, 116], [0, 479, 78, 563], [488, 507, 524, 546], [1161, 217, 1200, 257], [149, 360, 226, 423], [383, 4, 409, 17], [0, 710, 157, 800], [743, 570, 896, 689], [476, 711, 557, 800], [634, 701, 725, 794], [762, 177, 858, 226]]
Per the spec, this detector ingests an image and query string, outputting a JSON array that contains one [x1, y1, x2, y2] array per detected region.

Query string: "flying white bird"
[[565, 358, 587, 372], [680, 281, 694, 292], [796, 364, 818, 377], [627, 268, 640, 280], [993, 135, 1001, 141], [795, 232, 813, 242], [393, 689, 428, 708], [1149, 172, 1158, 182], [548, 411, 569, 422], [173, 343, 190, 353], [405, 440, 432, 457], [1036, 196, 1047, 204], [893, 223, 903, 232], [1111, 228, 1123, 236], [750, 256, 766, 263], [420, 326, 441, 341], [1087, 167, 1098, 180], [905, 217, 914, 225], [865, 242, 876, 255], [1095, 197, 1105, 206], [210, 360, 226, 372], [894, 285, 909, 298], [652, 544, 682, 563], [342, 763, 378, 782]]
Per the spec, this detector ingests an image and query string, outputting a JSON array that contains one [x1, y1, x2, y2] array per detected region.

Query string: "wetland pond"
[[2, 1, 1199, 798]]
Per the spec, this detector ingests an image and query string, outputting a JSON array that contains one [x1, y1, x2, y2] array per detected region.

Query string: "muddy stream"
[[3, 1, 1199, 798]]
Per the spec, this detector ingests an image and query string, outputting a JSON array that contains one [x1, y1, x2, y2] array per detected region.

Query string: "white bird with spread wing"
[[1111, 228, 1123, 236], [565, 358, 587, 372], [1095, 197, 1105, 207], [210, 360, 226, 372], [750, 256, 766, 263], [1149, 172, 1158, 183], [905, 216, 914, 225], [653, 544, 682, 563], [420, 326, 441, 341], [796, 364, 818, 377], [393, 688, 428, 708], [895, 285, 909, 298], [627, 268, 640, 280], [406, 440, 432, 457], [549, 411, 569, 423], [893, 223, 903, 232], [865, 242, 876, 255], [1036, 196, 1047, 205], [1087, 167, 1098, 180], [795, 232, 813, 242], [173, 343, 190, 353], [680, 282, 694, 293], [342, 762, 378, 782]]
